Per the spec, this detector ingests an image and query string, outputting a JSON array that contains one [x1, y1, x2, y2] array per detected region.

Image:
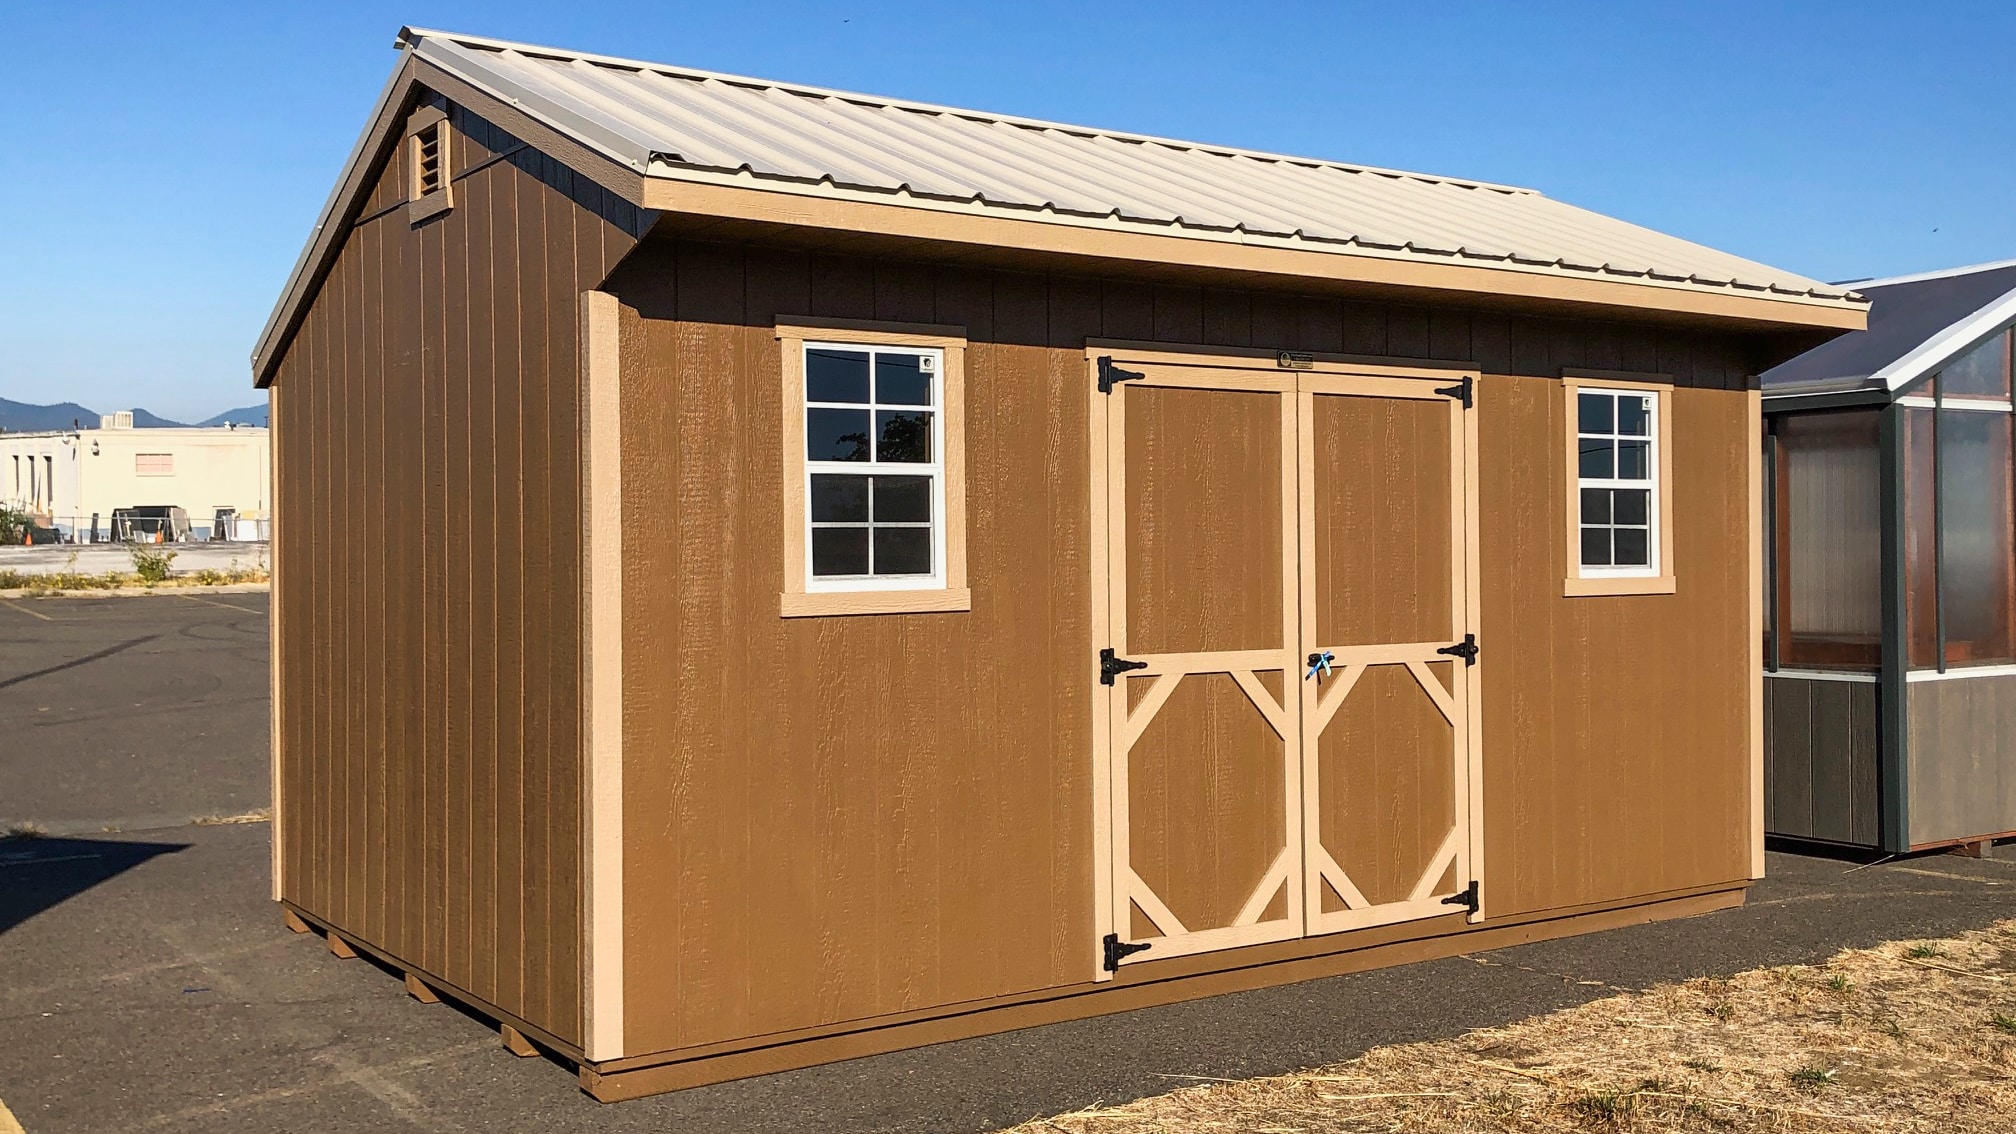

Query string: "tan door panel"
[[1089, 355, 1482, 980], [1298, 379, 1479, 935], [1097, 372, 1303, 971]]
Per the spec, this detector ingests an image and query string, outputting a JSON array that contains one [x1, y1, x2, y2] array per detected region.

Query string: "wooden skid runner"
[[278, 902, 579, 1065]]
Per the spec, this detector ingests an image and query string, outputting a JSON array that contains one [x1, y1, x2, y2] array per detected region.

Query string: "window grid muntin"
[[804, 342, 947, 590], [1577, 389, 1658, 576]]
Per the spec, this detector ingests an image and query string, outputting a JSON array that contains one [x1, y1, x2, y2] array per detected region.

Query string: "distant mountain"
[[0, 397, 266, 432], [199, 404, 269, 428], [0, 397, 98, 433]]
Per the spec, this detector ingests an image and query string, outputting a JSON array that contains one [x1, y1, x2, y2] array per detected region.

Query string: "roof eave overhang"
[[254, 34, 1864, 388], [1761, 385, 1892, 412], [640, 174, 1868, 335], [251, 53, 419, 388], [1862, 285, 2016, 393]]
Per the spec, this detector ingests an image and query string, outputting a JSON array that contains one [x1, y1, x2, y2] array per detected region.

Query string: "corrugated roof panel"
[[401, 29, 1860, 306]]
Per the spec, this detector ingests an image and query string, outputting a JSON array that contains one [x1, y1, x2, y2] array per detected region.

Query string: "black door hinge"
[[1099, 647, 1149, 686], [1442, 880, 1479, 914], [1436, 633, 1479, 666], [1103, 932, 1152, 971], [1097, 356, 1146, 394], [1434, 375, 1473, 408]]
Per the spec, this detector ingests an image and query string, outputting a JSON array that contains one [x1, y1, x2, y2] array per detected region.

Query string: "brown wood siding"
[[612, 240, 1767, 1060], [269, 99, 644, 1047], [1478, 378, 1755, 915], [1764, 675, 1880, 846], [1907, 674, 2016, 845]]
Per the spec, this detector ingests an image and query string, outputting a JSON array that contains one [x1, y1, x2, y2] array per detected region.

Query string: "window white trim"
[[801, 341, 949, 593], [1562, 373, 1676, 597], [776, 319, 970, 617]]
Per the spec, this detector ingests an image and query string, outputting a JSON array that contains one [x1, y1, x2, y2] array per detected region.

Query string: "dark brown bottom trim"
[[278, 901, 584, 1063], [579, 885, 1747, 1103]]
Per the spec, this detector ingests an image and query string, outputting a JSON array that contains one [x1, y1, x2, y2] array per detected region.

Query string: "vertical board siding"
[[1907, 675, 2016, 845], [613, 239, 1766, 1058], [1763, 676, 1880, 846], [269, 103, 642, 1047], [1477, 379, 1754, 914]]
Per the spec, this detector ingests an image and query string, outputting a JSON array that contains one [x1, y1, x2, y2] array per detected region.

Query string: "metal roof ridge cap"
[[1835, 257, 2016, 291], [395, 26, 1541, 195], [1870, 284, 2016, 391], [412, 36, 669, 171]]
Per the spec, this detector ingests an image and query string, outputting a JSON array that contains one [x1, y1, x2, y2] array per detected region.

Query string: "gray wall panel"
[[1907, 674, 2016, 845], [1765, 675, 1880, 845]]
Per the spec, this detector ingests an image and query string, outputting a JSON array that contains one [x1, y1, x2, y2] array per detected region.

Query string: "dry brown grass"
[[1005, 920, 2016, 1133]]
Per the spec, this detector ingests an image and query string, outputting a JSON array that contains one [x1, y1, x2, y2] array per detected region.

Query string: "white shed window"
[[136, 453, 175, 477], [1563, 375, 1675, 597], [803, 343, 945, 587], [1576, 390, 1657, 574], [776, 321, 970, 617]]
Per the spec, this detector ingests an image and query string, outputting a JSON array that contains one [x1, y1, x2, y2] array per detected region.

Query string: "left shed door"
[[1094, 366, 1305, 968]]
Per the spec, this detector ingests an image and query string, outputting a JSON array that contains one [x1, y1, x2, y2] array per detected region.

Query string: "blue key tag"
[[1305, 650, 1334, 681]]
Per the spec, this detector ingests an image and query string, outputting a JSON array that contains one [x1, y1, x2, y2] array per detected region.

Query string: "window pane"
[[1580, 487, 1611, 524], [1578, 392, 1613, 434], [807, 408, 872, 461], [810, 474, 869, 522], [873, 527, 932, 575], [876, 409, 933, 463], [872, 475, 931, 523], [1580, 527, 1611, 566], [1937, 331, 2011, 399], [1579, 438, 1614, 478], [1615, 440, 1650, 480], [1616, 395, 1651, 437], [876, 354, 932, 406], [1903, 409, 1938, 666], [1613, 488, 1649, 526], [807, 349, 871, 403], [1614, 527, 1650, 566], [811, 527, 870, 576], [1938, 407, 2014, 663], [1778, 410, 1882, 669]]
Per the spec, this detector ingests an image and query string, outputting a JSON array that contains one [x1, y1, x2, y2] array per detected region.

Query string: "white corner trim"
[[581, 291, 625, 1062]]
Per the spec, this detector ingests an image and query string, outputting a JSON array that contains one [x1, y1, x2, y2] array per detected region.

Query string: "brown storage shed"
[[253, 28, 1867, 1101], [1762, 259, 2016, 854]]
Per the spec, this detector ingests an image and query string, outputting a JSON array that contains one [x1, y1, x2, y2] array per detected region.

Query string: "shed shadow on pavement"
[[0, 835, 186, 934]]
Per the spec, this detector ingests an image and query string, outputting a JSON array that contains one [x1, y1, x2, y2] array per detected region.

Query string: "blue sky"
[[1, 2, 2010, 421]]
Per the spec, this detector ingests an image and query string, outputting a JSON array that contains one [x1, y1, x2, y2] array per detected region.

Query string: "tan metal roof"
[[402, 27, 1860, 306]]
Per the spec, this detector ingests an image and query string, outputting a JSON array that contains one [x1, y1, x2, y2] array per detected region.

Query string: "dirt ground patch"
[[1005, 920, 2016, 1132]]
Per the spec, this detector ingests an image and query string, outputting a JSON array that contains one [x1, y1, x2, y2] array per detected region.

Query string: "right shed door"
[[1297, 374, 1481, 934]]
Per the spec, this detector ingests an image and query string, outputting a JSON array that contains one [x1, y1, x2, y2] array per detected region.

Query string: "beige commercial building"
[[0, 412, 271, 540]]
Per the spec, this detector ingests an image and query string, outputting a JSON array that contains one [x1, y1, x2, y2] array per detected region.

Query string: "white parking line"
[[0, 1094, 28, 1134], [0, 598, 53, 622]]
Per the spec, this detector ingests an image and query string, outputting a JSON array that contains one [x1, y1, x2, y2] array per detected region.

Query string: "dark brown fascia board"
[[640, 177, 1869, 336], [252, 57, 652, 388]]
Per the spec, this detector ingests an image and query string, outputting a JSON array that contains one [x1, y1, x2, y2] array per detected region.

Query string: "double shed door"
[[1091, 356, 1482, 975]]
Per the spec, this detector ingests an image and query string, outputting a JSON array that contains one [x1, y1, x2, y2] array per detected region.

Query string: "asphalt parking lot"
[[2, 594, 2014, 1133], [0, 593, 269, 835]]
